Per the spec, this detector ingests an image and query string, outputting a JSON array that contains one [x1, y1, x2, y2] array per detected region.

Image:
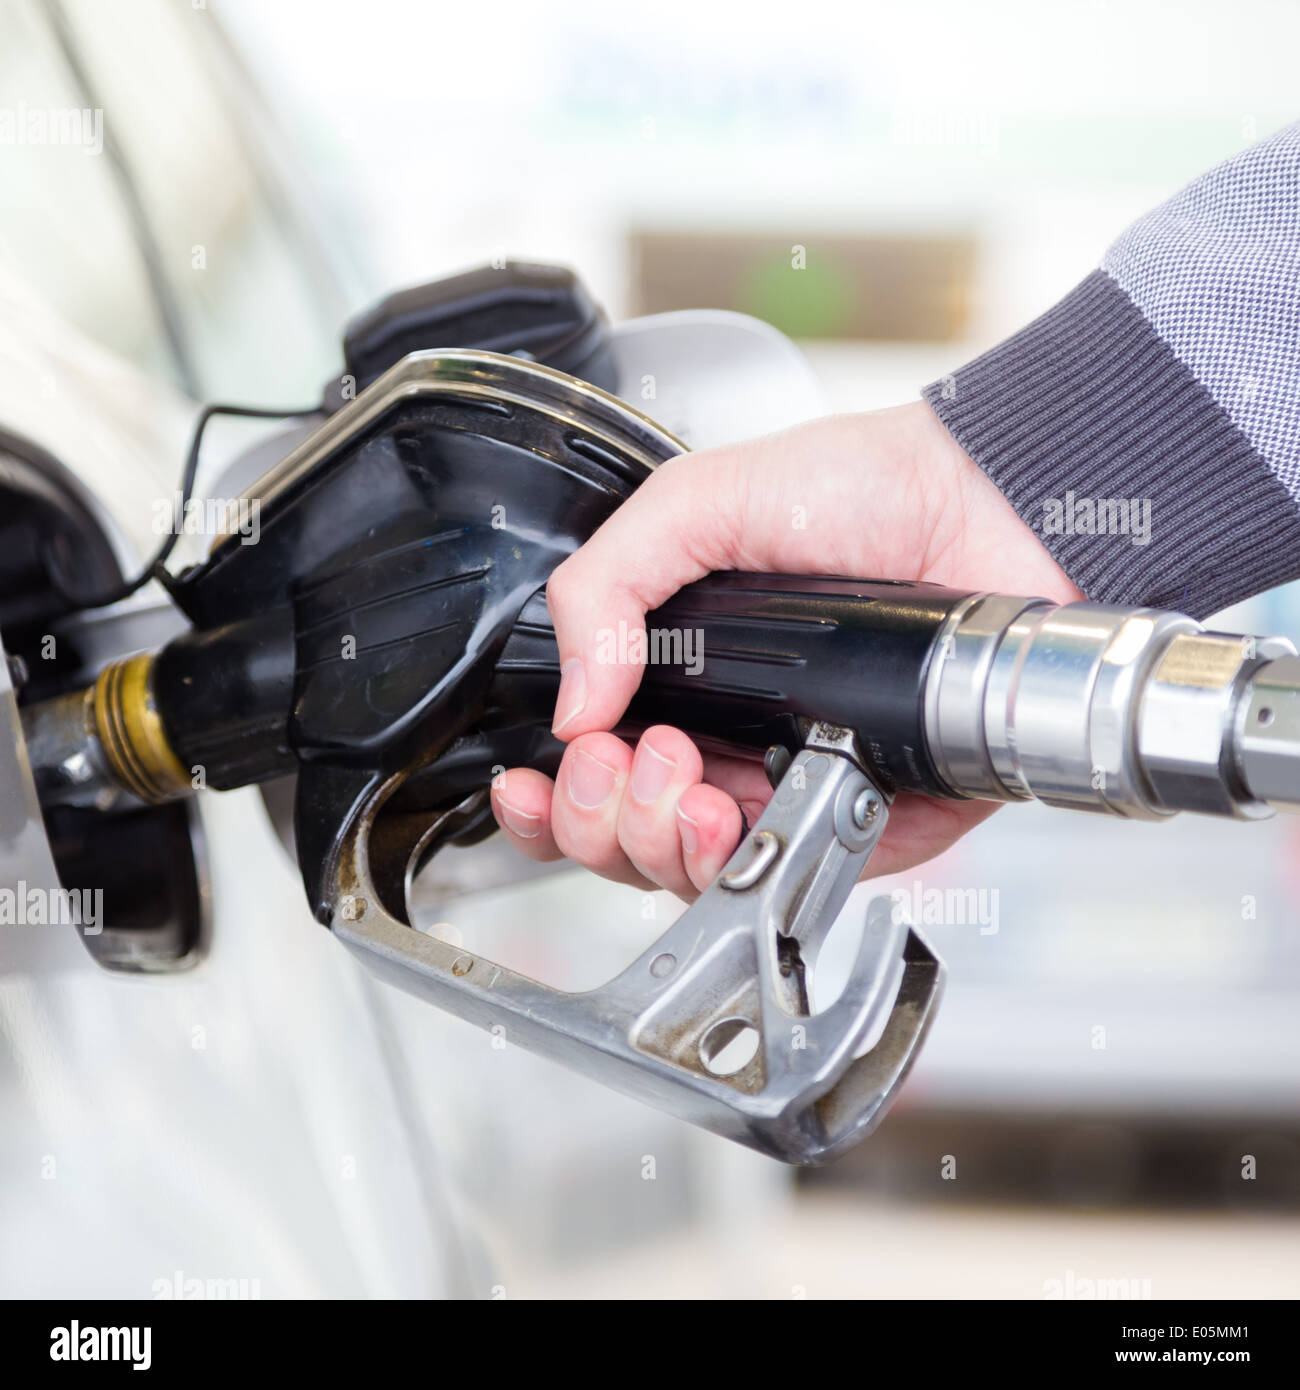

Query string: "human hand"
[[489, 399, 1083, 897]]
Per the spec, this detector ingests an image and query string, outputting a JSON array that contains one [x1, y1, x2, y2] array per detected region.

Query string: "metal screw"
[[852, 790, 879, 828]]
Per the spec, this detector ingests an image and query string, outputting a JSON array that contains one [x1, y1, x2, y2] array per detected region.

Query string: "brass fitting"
[[91, 654, 191, 803]]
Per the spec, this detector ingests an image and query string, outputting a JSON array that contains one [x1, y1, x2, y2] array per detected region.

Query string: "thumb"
[[546, 450, 744, 739]]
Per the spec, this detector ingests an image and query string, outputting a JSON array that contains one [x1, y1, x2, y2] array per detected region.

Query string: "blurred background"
[[1, 0, 1298, 1297]]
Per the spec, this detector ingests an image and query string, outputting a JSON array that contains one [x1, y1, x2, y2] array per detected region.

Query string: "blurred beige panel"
[[629, 230, 976, 341]]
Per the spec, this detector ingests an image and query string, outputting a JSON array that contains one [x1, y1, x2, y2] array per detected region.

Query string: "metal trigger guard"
[[328, 722, 944, 1164]]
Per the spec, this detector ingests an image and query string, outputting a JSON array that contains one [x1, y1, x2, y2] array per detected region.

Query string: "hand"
[[489, 399, 1083, 897]]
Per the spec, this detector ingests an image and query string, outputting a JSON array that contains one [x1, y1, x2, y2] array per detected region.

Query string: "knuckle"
[[550, 813, 596, 868], [617, 806, 672, 874], [545, 562, 579, 614]]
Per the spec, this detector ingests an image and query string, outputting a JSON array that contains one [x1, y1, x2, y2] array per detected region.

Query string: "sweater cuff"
[[921, 269, 1300, 619]]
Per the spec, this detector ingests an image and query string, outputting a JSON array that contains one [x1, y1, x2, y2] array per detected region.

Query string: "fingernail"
[[496, 796, 542, 840], [569, 749, 617, 808], [677, 807, 699, 855], [634, 745, 681, 811], [630, 743, 674, 804], [553, 657, 587, 734]]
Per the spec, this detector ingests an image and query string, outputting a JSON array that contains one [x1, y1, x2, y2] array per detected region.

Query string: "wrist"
[[921, 271, 1300, 618], [904, 397, 1085, 606]]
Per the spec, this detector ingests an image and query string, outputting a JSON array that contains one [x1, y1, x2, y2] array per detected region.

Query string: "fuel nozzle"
[[21, 653, 191, 813], [12, 345, 1300, 1164]]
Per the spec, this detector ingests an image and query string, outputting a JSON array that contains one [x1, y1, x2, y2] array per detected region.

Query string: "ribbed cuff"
[[922, 269, 1300, 619]]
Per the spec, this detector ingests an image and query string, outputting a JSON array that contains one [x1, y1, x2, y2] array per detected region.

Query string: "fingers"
[[490, 736, 997, 899], [675, 782, 744, 894], [547, 733, 653, 889], [545, 451, 743, 740], [489, 768, 564, 862], [488, 728, 750, 899], [613, 726, 716, 898]]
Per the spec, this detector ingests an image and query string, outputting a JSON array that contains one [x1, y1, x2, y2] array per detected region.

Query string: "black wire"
[[66, 402, 320, 611]]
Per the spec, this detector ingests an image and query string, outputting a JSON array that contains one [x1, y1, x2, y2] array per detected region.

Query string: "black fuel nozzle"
[[145, 348, 961, 924]]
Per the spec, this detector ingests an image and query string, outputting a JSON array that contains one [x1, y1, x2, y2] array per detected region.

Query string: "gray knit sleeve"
[[922, 122, 1300, 619]]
